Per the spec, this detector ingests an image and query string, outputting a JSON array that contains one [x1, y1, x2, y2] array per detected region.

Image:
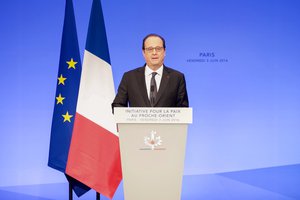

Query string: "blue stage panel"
[[0, 174, 297, 199], [219, 164, 300, 199]]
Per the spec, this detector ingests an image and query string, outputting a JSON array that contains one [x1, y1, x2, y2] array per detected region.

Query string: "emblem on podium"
[[143, 130, 163, 150]]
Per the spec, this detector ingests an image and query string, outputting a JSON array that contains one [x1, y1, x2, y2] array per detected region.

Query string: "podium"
[[114, 107, 192, 200]]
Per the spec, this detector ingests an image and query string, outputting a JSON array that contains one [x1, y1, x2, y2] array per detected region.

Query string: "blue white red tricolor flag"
[[65, 0, 122, 199]]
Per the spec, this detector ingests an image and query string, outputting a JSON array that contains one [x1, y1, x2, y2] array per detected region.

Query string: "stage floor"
[[1, 164, 299, 200]]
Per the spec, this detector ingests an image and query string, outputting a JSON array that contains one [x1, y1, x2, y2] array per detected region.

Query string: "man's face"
[[142, 36, 166, 70]]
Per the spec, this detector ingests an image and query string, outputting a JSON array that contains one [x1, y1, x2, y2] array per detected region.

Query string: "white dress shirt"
[[145, 65, 163, 99]]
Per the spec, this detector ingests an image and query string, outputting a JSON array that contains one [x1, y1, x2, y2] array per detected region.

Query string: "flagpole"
[[69, 182, 73, 200], [96, 192, 100, 200]]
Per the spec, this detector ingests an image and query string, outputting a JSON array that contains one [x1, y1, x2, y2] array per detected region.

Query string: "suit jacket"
[[112, 65, 189, 108]]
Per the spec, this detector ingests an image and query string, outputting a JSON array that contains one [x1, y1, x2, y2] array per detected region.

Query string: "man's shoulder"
[[124, 66, 144, 75], [164, 65, 185, 77]]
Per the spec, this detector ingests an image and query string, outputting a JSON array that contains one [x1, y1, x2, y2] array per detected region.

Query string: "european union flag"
[[48, 0, 90, 196]]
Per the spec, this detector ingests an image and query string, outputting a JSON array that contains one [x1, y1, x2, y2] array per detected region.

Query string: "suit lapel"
[[154, 66, 170, 106], [136, 67, 151, 107]]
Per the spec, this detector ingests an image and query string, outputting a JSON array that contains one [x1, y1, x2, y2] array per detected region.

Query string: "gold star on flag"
[[62, 111, 73, 123], [58, 74, 67, 85], [66, 58, 77, 69], [56, 93, 65, 105]]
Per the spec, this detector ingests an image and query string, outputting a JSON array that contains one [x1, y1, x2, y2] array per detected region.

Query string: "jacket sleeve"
[[111, 73, 128, 112], [177, 74, 189, 107]]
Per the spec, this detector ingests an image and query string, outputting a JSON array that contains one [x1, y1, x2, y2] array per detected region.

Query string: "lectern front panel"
[[118, 123, 188, 200]]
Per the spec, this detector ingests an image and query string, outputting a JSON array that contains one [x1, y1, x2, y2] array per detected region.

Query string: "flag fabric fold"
[[48, 0, 90, 197], [66, 0, 122, 199]]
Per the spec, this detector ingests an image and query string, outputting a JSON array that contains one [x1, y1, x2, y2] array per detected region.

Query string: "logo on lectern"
[[141, 130, 165, 150]]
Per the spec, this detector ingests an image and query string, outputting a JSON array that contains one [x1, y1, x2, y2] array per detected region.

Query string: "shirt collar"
[[145, 65, 163, 76]]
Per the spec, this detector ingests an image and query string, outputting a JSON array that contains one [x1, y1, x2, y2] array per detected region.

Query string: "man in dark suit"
[[112, 33, 188, 108]]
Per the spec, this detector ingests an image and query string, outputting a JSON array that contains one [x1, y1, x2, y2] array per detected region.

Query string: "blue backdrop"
[[0, 0, 299, 199]]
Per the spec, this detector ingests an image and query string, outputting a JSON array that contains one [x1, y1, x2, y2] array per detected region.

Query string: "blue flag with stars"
[[48, 0, 90, 196]]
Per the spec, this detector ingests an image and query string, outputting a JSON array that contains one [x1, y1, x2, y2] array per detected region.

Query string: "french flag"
[[66, 0, 122, 199]]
